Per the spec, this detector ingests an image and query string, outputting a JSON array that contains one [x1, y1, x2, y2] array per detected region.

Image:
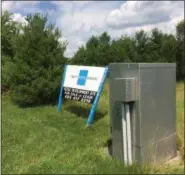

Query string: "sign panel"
[[57, 65, 108, 125], [63, 65, 106, 104]]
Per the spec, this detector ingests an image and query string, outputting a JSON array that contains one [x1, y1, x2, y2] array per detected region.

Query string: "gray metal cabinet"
[[109, 63, 177, 165]]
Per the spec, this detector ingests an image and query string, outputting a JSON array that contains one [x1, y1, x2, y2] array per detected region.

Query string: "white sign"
[[62, 65, 106, 104], [64, 65, 106, 92], [57, 65, 108, 125]]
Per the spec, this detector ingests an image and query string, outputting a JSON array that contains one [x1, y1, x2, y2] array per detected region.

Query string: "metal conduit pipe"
[[121, 103, 128, 165], [125, 103, 132, 165], [122, 103, 132, 166]]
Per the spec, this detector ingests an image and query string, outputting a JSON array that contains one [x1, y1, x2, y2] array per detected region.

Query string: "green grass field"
[[2, 82, 184, 174]]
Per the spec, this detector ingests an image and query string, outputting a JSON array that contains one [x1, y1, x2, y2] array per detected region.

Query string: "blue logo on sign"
[[77, 70, 88, 86]]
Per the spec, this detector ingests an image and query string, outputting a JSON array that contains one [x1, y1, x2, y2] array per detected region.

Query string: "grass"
[[2, 82, 184, 174]]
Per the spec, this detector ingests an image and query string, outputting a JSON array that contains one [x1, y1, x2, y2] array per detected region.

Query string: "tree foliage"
[[1, 11, 20, 59], [2, 10, 184, 106], [176, 20, 184, 80], [1, 11, 21, 89], [5, 13, 67, 106], [70, 20, 184, 80]]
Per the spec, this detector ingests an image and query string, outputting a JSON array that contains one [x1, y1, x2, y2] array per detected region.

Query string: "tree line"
[[70, 23, 184, 80], [2, 11, 184, 106]]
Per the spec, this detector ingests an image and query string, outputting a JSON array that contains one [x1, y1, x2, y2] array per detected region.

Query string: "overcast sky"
[[2, 1, 184, 58]]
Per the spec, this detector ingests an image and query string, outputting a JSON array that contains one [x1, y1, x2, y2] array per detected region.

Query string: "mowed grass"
[[2, 82, 184, 174]]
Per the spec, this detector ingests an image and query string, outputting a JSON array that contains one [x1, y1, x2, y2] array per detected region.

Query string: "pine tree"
[[1, 11, 21, 90], [7, 13, 67, 106], [176, 20, 184, 80]]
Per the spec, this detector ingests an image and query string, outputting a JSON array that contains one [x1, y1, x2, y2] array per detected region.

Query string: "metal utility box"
[[109, 63, 177, 165]]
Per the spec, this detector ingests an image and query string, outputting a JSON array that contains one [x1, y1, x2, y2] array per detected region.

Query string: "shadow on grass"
[[103, 138, 112, 156], [65, 105, 107, 121], [8, 99, 58, 109], [13, 98, 69, 109]]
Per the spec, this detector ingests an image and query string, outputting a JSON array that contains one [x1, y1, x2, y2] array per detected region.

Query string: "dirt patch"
[[164, 151, 182, 166]]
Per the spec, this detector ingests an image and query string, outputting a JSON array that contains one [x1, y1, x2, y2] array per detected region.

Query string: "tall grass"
[[2, 82, 184, 174]]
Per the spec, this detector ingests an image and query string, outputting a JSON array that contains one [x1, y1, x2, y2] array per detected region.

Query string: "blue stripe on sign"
[[57, 65, 68, 112], [77, 70, 88, 86], [86, 67, 108, 125]]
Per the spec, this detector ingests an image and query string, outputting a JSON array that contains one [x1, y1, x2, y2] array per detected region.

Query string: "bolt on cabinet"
[[109, 63, 177, 165]]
